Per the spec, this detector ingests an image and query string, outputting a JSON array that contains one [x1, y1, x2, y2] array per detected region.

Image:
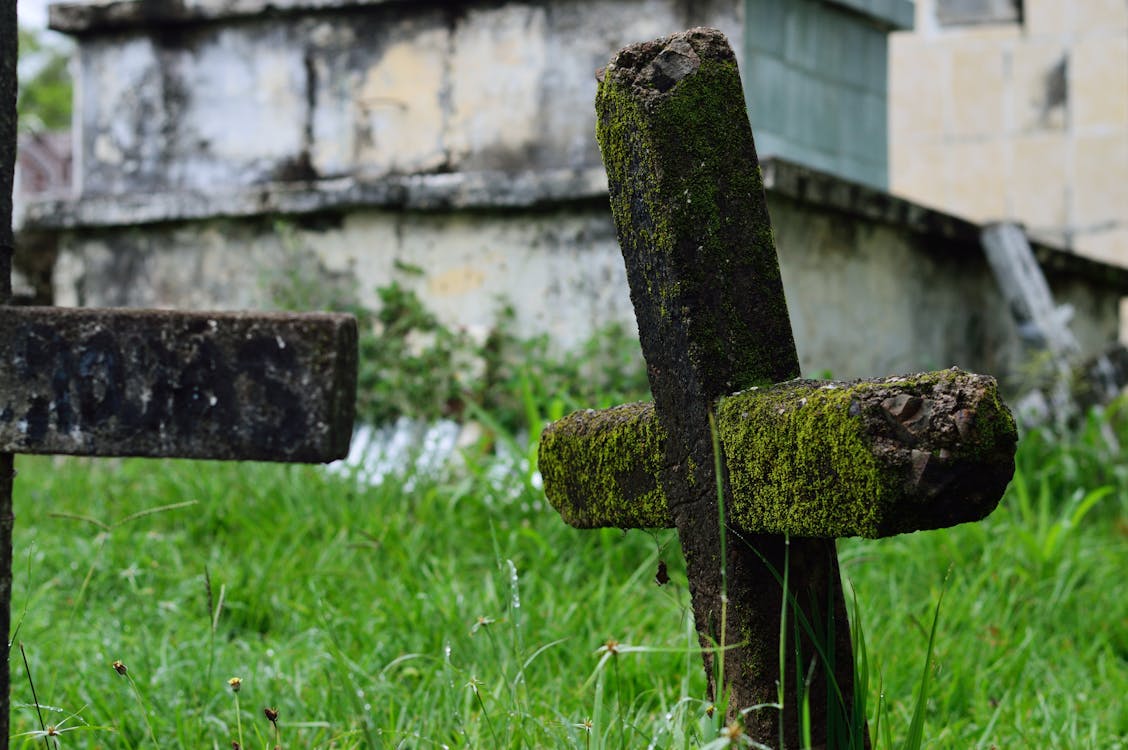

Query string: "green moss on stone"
[[717, 382, 889, 538], [717, 370, 1017, 538], [540, 369, 1016, 538], [538, 401, 672, 529], [596, 46, 799, 401]]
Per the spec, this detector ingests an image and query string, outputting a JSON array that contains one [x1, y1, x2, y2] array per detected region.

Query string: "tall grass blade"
[[851, 587, 871, 749], [901, 576, 948, 750], [707, 411, 730, 719]]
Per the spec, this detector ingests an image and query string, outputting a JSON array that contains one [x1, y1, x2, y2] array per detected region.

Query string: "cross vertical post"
[[595, 28, 854, 745]]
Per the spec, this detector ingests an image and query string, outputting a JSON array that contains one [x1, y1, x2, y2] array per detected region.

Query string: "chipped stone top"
[[601, 27, 733, 100]]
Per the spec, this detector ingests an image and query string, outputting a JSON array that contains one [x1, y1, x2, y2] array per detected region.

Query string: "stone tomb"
[[539, 28, 1017, 747]]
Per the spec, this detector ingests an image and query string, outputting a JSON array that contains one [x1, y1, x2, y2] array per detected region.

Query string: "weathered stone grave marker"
[[539, 28, 1017, 747], [1, 10, 357, 746], [0, 307, 356, 462]]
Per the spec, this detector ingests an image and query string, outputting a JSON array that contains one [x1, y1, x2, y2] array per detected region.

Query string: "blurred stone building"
[[13, 130, 71, 301], [15, 0, 1128, 382], [890, 0, 1128, 266]]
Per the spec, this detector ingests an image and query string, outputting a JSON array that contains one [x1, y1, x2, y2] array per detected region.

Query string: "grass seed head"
[[471, 615, 495, 634], [720, 720, 744, 744]]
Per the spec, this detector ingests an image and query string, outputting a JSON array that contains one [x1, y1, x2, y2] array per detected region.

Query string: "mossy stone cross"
[[538, 28, 1017, 747]]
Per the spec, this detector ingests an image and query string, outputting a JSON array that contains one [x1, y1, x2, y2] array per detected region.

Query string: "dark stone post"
[[594, 28, 855, 745], [1, 1, 19, 745]]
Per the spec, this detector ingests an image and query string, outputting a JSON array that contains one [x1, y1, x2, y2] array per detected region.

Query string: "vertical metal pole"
[[0, 0, 18, 745]]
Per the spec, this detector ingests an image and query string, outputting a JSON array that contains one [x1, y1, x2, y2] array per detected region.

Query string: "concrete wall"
[[49, 205, 634, 352], [771, 194, 1117, 379], [38, 157, 1128, 383], [56, 0, 908, 196], [20, 0, 1128, 390], [744, 0, 913, 189], [61, 0, 742, 198], [890, 0, 1128, 267]]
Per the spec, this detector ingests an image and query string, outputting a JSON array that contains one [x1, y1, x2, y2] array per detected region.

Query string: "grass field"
[[6, 402, 1127, 748]]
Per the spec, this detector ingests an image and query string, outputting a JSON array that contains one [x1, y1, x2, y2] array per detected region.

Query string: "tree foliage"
[[17, 26, 72, 133]]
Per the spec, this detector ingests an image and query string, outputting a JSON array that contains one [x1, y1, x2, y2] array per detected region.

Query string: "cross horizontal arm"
[[0, 306, 357, 462], [539, 368, 1016, 538]]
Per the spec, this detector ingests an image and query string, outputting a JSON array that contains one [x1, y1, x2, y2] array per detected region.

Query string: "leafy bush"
[[17, 26, 72, 134], [264, 223, 650, 433]]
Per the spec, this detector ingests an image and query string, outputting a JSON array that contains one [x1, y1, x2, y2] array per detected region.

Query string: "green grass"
[[6, 402, 1127, 748]]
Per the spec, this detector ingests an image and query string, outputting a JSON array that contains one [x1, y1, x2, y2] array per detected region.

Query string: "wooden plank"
[[0, 307, 357, 462]]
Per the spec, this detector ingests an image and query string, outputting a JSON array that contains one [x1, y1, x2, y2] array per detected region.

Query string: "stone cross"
[[538, 28, 1017, 748], [0, 11, 356, 746]]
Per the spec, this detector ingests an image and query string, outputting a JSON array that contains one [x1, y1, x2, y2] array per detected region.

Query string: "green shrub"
[[264, 224, 650, 433]]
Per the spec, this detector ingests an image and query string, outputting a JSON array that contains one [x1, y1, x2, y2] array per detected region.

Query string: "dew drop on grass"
[[506, 559, 521, 610], [444, 643, 456, 689]]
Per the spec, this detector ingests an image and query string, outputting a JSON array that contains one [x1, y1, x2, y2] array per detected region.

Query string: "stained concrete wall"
[[890, 0, 1128, 267], [20, 0, 1128, 388], [39, 157, 1128, 382], [62, 0, 742, 197]]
